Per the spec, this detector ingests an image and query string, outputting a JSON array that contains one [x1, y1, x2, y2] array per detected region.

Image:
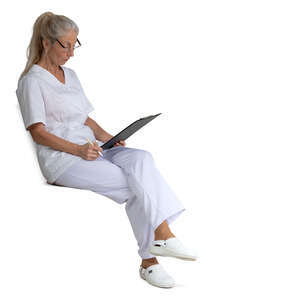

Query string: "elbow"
[[84, 117, 88, 125], [28, 123, 46, 143], [84, 116, 92, 126], [31, 131, 41, 143]]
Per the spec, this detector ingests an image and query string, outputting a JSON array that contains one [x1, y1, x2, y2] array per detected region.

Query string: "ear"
[[41, 38, 51, 52]]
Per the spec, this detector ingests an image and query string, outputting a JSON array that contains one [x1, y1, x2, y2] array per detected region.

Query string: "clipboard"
[[101, 113, 162, 150]]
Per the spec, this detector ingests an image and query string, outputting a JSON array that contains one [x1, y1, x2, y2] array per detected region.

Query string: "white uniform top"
[[16, 64, 104, 184]]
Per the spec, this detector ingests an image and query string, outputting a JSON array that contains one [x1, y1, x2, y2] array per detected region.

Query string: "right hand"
[[78, 141, 103, 160]]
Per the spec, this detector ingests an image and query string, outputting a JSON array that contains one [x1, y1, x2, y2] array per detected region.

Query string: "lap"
[[103, 146, 153, 169], [54, 146, 152, 190], [54, 156, 127, 190], [52, 146, 156, 204]]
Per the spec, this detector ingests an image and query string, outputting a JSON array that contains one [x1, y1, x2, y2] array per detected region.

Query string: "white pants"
[[54, 146, 186, 259]]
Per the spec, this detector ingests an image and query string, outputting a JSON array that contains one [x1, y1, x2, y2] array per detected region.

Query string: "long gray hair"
[[18, 11, 79, 83]]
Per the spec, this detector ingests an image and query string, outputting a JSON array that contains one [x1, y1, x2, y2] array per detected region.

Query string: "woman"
[[16, 12, 197, 288]]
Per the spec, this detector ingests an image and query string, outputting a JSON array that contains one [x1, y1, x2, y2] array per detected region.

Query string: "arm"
[[84, 117, 113, 142], [29, 123, 103, 160], [28, 123, 81, 156]]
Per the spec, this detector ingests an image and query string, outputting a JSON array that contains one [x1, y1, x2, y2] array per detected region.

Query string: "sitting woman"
[[16, 11, 197, 289]]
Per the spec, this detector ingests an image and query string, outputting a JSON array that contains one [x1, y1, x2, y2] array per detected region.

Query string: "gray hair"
[[18, 11, 79, 83]]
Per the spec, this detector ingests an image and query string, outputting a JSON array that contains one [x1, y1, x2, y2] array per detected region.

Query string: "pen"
[[85, 137, 103, 157]]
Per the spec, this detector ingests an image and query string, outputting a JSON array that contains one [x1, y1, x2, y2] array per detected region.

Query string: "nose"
[[65, 47, 74, 58]]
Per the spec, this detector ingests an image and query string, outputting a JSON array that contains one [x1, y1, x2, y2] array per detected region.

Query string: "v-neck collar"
[[33, 64, 67, 87]]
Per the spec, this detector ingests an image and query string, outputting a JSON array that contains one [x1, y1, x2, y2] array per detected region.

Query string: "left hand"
[[113, 140, 126, 147]]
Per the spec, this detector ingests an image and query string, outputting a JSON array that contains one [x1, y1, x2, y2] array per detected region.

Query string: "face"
[[42, 29, 78, 65]]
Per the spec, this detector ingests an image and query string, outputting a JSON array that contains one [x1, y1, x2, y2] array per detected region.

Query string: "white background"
[[1, 0, 299, 299]]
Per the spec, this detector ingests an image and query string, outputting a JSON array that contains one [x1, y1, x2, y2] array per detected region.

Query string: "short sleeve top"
[[16, 64, 104, 184]]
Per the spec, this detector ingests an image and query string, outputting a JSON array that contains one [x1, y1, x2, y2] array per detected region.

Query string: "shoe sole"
[[149, 247, 197, 261]]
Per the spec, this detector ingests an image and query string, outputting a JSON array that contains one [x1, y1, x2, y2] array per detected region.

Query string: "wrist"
[[102, 133, 113, 143], [74, 144, 82, 157]]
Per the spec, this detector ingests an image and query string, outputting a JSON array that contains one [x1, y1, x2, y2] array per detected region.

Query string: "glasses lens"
[[74, 40, 81, 49], [58, 39, 81, 50]]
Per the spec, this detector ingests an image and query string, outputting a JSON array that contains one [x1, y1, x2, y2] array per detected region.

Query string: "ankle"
[[141, 257, 159, 269], [154, 232, 176, 241]]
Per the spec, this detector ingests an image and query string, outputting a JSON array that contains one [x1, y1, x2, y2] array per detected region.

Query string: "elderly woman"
[[16, 12, 197, 288]]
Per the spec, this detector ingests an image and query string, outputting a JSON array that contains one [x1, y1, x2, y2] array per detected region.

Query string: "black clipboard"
[[101, 113, 162, 150]]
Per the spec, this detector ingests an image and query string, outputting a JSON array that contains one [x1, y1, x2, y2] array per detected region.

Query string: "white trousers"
[[54, 146, 186, 259]]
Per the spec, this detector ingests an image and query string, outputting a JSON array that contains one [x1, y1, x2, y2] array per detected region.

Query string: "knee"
[[134, 149, 153, 162]]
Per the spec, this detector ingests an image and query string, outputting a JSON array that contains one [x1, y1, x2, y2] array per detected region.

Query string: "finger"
[[94, 143, 102, 150], [92, 141, 99, 147], [92, 144, 101, 151], [89, 153, 98, 160], [92, 150, 99, 155]]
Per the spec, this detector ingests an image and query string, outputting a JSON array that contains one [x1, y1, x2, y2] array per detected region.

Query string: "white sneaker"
[[139, 263, 175, 288], [149, 237, 198, 261]]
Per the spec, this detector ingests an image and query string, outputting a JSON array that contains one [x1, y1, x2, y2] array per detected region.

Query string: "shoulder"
[[17, 64, 43, 87], [17, 72, 41, 95]]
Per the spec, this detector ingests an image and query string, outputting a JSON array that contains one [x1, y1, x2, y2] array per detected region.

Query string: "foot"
[[154, 220, 176, 241], [139, 263, 175, 288], [149, 237, 198, 261]]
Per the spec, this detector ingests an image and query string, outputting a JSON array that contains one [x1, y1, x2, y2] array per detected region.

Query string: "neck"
[[37, 55, 61, 74]]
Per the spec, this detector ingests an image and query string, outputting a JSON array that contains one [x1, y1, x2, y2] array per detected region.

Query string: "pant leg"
[[103, 146, 186, 259], [54, 146, 186, 259], [54, 154, 134, 205]]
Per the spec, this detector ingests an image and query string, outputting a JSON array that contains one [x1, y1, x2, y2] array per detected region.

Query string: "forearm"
[[34, 130, 80, 156], [85, 118, 112, 142]]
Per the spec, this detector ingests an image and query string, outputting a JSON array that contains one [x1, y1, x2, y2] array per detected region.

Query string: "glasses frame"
[[55, 38, 81, 51]]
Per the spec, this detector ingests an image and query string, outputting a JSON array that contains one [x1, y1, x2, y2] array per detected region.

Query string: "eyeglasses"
[[55, 38, 81, 51]]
